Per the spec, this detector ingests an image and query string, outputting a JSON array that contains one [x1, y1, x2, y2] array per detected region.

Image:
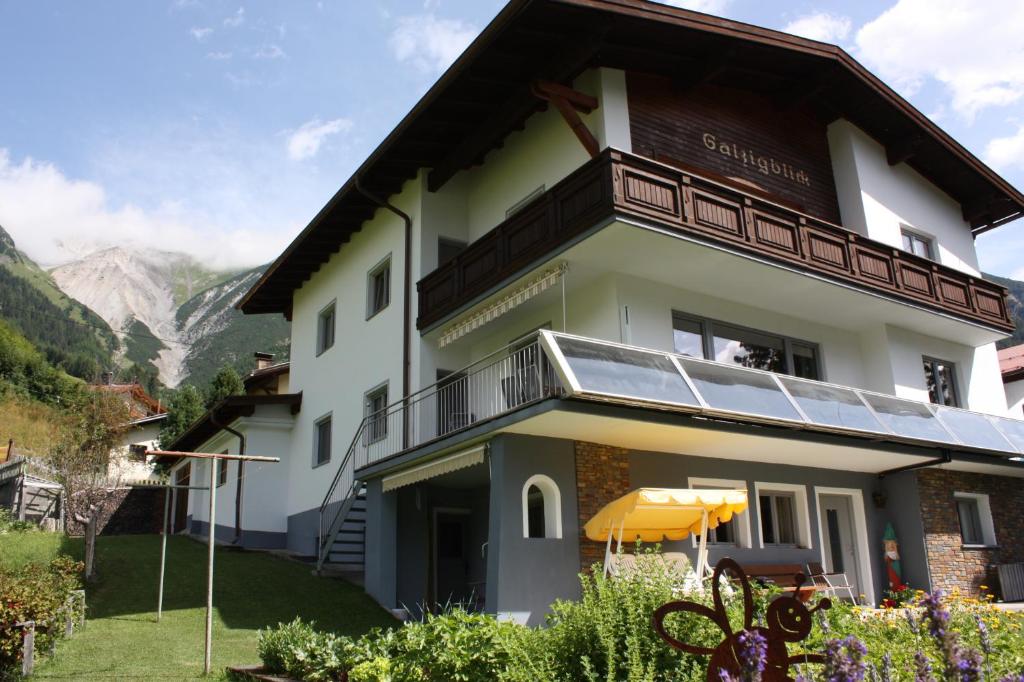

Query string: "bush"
[[0, 508, 35, 534], [258, 618, 346, 682], [0, 555, 83, 676]]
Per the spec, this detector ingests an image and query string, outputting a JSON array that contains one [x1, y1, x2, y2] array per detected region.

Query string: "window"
[[688, 478, 751, 548], [438, 238, 466, 267], [216, 454, 228, 487], [313, 414, 332, 467], [672, 312, 821, 380], [953, 492, 996, 546], [901, 228, 934, 259], [128, 444, 148, 462], [754, 482, 811, 548], [316, 302, 336, 356], [521, 474, 561, 538], [364, 384, 389, 444], [923, 357, 960, 407], [367, 256, 391, 318], [506, 185, 545, 219]]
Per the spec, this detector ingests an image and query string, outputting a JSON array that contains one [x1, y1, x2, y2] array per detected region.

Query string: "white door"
[[820, 494, 861, 597]]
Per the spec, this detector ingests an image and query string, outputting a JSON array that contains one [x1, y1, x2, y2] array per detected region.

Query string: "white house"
[[169, 0, 1024, 624]]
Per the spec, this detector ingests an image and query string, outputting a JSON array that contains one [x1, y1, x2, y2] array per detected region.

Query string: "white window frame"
[[312, 412, 332, 468], [363, 383, 389, 445], [316, 300, 336, 356], [521, 474, 562, 539], [687, 477, 752, 549], [901, 226, 935, 260], [754, 482, 812, 549], [366, 255, 392, 320], [953, 492, 997, 547]]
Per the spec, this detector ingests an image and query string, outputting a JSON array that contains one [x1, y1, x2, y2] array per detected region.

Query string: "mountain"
[[985, 273, 1024, 348], [0, 225, 118, 380], [48, 246, 289, 388], [177, 267, 290, 386]]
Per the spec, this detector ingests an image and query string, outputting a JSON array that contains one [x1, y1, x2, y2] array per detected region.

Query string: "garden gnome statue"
[[883, 523, 903, 590]]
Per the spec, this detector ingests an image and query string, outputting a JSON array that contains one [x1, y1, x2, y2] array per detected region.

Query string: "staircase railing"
[[316, 334, 562, 568]]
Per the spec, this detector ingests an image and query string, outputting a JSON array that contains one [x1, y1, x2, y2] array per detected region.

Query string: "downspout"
[[877, 449, 951, 479], [210, 410, 246, 544], [355, 177, 412, 449]]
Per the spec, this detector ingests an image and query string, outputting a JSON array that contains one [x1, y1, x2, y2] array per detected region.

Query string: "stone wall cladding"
[[66, 487, 164, 536], [917, 468, 1024, 598], [574, 441, 631, 572]]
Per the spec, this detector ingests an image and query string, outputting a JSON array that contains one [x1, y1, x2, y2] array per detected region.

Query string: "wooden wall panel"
[[626, 73, 842, 224]]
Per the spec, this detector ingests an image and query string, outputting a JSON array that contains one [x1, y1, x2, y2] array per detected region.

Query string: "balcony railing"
[[317, 335, 561, 566], [416, 149, 1013, 333]]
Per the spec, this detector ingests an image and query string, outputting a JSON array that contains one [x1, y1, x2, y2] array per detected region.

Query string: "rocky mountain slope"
[[48, 246, 289, 387], [0, 225, 118, 380]]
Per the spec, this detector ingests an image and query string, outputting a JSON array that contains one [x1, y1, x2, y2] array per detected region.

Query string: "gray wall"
[[364, 478, 397, 608], [489, 435, 581, 626], [880, 470, 930, 590], [188, 520, 287, 549], [286, 507, 320, 557]]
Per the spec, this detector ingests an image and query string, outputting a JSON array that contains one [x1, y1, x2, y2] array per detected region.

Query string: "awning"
[[438, 263, 567, 348], [584, 487, 748, 542], [382, 444, 487, 492]]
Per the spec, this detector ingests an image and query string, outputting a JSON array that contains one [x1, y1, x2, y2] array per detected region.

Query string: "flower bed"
[[253, 553, 1024, 681]]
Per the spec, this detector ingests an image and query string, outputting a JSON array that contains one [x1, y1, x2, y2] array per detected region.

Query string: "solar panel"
[[676, 357, 802, 421], [778, 377, 888, 433], [854, 393, 957, 443], [988, 416, 1024, 452], [552, 336, 699, 407]]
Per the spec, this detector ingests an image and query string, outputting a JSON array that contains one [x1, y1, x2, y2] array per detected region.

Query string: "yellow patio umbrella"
[[584, 488, 749, 581]]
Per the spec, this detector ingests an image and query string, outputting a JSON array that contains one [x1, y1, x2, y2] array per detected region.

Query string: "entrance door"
[[433, 510, 472, 608], [172, 464, 191, 533], [819, 494, 861, 596]]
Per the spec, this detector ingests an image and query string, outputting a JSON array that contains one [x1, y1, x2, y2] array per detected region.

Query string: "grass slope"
[[25, 535, 393, 680]]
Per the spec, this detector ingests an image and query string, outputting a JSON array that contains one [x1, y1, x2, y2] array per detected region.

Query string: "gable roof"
[[164, 393, 302, 454], [238, 0, 1024, 317]]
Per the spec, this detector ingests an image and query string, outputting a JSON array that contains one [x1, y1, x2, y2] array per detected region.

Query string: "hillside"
[[0, 225, 117, 380], [985, 273, 1024, 348], [176, 266, 290, 386]]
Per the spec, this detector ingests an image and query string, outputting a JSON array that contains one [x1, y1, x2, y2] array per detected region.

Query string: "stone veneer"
[[917, 469, 1024, 598], [574, 441, 631, 571]]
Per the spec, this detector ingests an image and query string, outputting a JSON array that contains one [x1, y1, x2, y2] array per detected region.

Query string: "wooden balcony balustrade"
[[416, 149, 1014, 334]]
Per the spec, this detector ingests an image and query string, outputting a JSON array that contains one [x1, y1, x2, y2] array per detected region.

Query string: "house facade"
[[170, 0, 1024, 624]]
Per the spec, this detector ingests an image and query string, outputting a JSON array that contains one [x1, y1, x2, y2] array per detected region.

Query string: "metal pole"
[[158, 487, 170, 622], [204, 461, 217, 675]]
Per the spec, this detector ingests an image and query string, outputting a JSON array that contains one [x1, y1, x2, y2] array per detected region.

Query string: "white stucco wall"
[[827, 120, 980, 276], [110, 421, 162, 481]]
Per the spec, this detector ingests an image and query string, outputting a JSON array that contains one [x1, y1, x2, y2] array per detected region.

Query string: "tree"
[[43, 389, 130, 580], [205, 364, 244, 408], [158, 384, 206, 449]]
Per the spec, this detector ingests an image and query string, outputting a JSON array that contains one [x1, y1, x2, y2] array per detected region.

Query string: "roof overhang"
[[163, 393, 302, 455], [238, 0, 1024, 317]]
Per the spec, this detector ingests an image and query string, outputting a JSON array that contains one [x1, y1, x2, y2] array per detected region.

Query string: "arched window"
[[522, 474, 561, 539]]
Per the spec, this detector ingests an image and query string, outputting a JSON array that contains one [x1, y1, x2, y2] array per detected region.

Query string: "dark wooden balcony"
[[416, 149, 1014, 334]]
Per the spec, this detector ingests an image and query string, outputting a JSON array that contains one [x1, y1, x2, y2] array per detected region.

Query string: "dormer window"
[[901, 228, 934, 260]]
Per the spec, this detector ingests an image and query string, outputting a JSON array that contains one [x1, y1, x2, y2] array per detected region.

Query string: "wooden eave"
[[163, 393, 302, 455], [238, 0, 1024, 316]]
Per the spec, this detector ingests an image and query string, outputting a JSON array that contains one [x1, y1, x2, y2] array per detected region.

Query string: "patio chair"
[[606, 552, 638, 577], [807, 561, 858, 603]]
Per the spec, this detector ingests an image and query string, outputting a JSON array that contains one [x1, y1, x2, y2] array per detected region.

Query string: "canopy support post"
[[604, 526, 614, 577], [695, 508, 710, 591]]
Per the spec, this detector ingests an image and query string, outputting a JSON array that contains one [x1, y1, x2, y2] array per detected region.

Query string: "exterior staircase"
[[318, 486, 366, 578]]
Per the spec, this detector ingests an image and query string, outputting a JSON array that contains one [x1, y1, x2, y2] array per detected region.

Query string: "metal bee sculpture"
[[652, 558, 831, 682]]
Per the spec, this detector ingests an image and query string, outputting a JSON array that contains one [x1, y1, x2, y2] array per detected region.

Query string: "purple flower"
[[905, 609, 921, 636], [718, 666, 739, 682], [824, 636, 868, 682], [974, 613, 991, 655], [880, 652, 892, 682], [917, 591, 984, 682], [913, 651, 934, 682], [736, 629, 768, 682]]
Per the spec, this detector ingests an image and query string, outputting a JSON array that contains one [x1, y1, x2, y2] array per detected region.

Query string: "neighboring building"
[[92, 377, 168, 482], [1000, 344, 1024, 415], [170, 0, 1024, 623]]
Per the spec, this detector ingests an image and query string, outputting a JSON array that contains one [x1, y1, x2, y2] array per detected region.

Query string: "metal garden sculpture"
[[652, 558, 831, 682]]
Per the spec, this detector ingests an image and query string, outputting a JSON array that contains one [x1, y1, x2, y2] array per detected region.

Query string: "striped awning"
[[382, 444, 488, 492], [438, 263, 568, 348]]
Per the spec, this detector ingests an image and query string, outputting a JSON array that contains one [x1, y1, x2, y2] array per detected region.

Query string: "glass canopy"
[[539, 331, 1024, 456]]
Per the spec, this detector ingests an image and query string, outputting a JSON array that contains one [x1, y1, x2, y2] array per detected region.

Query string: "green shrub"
[[0, 555, 83, 676], [0, 508, 36, 534], [257, 618, 346, 682]]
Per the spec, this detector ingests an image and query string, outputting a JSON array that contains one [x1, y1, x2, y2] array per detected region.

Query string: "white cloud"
[[286, 118, 354, 161], [389, 14, 477, 74], [782, 12, 851, 43], [253, 44, 286, 60], [189, 26, 213, 41], [856, 0, 1024, 120], [206, 51, 232, 60], [223, 7, 245, 28], [649, 0, 731, 14], [984, 124, 1024, 172]]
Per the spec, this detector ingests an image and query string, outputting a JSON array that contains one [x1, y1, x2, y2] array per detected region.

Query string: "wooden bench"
[[740, 563, 825, 602]]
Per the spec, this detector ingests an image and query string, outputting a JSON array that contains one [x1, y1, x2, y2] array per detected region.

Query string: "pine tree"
[[158, 384, 206, 449], [205, 365, 244, 408]]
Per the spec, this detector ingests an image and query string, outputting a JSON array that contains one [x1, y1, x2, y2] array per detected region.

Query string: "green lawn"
[[12, 534, 394, 680], [0, 530, 72, 569]]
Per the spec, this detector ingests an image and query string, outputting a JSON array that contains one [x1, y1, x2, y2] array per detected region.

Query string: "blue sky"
[[1, 0, 1024, 278]]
